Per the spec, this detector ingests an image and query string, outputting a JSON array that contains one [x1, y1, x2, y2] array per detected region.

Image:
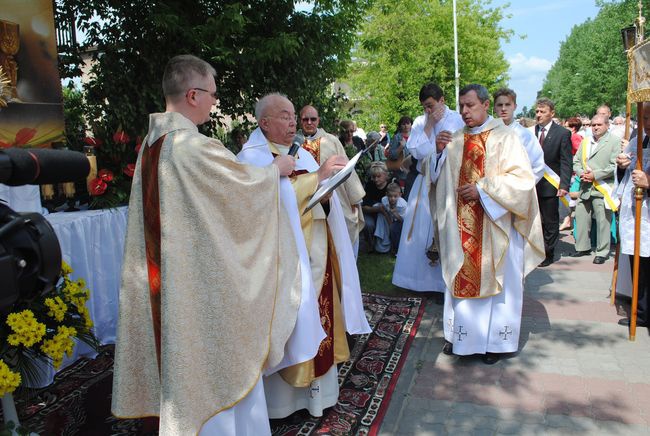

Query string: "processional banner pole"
[[625, 3, 647, 340]]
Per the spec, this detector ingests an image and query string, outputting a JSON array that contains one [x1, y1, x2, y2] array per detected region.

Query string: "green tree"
[[57, 0, 372, 137], [344, 0, 512, 130], [539, 0, 639, 118]]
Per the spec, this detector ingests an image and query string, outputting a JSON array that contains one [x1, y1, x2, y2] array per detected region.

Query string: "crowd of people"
[[111, 54, 649, 435]]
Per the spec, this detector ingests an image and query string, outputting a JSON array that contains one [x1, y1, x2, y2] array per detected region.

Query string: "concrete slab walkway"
[[380, 231, 650, 435]]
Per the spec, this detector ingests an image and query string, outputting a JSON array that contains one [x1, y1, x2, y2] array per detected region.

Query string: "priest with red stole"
[[238, 93, 371, 419], [429, 84, 544, 364], [112, 55, 302, 435]]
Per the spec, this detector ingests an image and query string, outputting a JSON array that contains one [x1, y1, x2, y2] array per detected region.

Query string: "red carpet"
[[7, 294, 424, 435]]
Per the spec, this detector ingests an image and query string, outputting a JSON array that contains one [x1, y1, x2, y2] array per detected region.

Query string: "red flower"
[[98, 169, 114, 182], [123, 163, 135, 177], [14, 128, 37, 146], [83, 137, 103, 147], [113, 131, 131, 144], [88, 178, 107, 196]]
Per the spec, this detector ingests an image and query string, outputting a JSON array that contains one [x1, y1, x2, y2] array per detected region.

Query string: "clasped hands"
[[457, 183, 479, 201]]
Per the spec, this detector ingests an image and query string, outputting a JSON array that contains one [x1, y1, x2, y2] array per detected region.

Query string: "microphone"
[[288, 133, 304, 157], [0, 148, 91, 186]]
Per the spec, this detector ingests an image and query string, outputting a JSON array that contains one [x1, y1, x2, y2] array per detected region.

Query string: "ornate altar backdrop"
[[0, 0, 65, 148]]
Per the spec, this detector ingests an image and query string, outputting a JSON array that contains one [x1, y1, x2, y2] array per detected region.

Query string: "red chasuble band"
[[454, 131, 488, 298]]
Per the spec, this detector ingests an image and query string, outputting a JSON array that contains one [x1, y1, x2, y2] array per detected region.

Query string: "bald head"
[[300, 105, 320, 136], [256, 93, 297, 146]]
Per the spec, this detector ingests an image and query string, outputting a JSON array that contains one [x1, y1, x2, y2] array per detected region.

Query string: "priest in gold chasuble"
[[299, 105, 366, 251], [428, 85, 544, 363], [238, 94, 371, 419], [112, 56, 302, 436]]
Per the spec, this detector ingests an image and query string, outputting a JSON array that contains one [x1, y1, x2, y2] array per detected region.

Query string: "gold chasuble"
[[269, 143, 350, 387], [430, 118, 545, 299], [112, 113, 301, 435], [301, 128, 366, 245], [454, 131, 488, 298]]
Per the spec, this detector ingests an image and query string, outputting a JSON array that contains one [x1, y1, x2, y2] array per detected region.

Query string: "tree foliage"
[[56, 0, 372, 137], [344, 0, 511, 130], [539, 0, 639, 118]]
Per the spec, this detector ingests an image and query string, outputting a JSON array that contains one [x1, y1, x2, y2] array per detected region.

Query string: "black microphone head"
[[292, 133, 305, 148], [288, 133, 305, 157], [2, 148, 90, 186]]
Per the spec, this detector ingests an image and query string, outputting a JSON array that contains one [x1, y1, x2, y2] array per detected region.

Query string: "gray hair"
[[162, 55, 216, 98], [368, 161, 388, 176], [255, 92, 288, 120], [592, 114, 609, 125], [535, 97, 555, 112], [460, 84, 490, 103]]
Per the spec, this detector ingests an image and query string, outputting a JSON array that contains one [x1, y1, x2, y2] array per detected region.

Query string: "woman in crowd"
[[361, 162, 390, 253], [339, 120, 365, 152], [387, 116, 416, 199]]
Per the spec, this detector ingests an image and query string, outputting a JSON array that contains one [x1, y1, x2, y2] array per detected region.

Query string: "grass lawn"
[[356, 252, 413, 297]]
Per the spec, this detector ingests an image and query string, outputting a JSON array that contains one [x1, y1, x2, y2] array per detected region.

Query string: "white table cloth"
[[33, 206, 128, 386]]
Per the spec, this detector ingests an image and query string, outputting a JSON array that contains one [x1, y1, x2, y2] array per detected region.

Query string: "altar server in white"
[[392, 83, 464, 293], [493, 88, 545, 183], [429, 84, 544, 364]]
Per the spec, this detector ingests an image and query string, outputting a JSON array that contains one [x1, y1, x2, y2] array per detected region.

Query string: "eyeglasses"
[[266, 114, 297, 123], [301, 117, 318, 123], [190, 87, 217, 99]]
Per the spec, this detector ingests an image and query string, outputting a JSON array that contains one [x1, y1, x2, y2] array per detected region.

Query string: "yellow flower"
[[61, 260, 73, 276], [45, 296, 68, 322], [6, 310, 46, 347], [0, 360, 21, 396], [40, 326, 77, 370]]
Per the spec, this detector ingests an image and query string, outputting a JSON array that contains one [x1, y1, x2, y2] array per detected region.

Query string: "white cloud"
[[508, 53, 553, 77], [505, 53, 554, 110]]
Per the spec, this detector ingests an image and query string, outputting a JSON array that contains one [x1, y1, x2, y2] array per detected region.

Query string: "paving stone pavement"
[[379, 232, 650, 435]]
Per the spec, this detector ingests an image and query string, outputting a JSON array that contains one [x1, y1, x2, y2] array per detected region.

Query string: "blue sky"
[[492, 0, 601, 110]]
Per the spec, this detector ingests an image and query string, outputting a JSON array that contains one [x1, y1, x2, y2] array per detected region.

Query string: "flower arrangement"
[[0, 261, 99, 395], [85, 129, 140, 209]]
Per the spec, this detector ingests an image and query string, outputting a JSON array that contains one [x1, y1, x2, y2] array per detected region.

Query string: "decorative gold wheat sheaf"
[[0, 65, 11, 109]]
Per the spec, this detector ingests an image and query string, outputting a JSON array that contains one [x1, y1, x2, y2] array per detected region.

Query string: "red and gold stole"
[[302, 137, 322, 164], [140, 135, 166, 372], [453, 131, 489, 298], [314, 249, 335, 377]]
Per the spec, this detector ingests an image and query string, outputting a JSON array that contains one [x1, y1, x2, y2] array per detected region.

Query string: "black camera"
[[0, 148, 90, 312]]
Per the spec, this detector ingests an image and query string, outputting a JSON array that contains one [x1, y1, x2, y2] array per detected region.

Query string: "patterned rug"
[[8, 294, 424, 435]]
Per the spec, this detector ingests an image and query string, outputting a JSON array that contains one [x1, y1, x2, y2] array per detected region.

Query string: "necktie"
[[643, 135, 649, 148], [539, 127, 546, 147]]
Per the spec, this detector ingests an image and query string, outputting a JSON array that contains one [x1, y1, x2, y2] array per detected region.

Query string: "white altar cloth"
[[32, 206, 128, 386]]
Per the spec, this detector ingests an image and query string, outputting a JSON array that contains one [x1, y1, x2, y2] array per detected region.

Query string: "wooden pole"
[[629, 101, 644, 341]]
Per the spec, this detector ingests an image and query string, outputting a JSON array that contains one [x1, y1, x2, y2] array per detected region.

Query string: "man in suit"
[[572, 114, 618, 264], [534, 97, 572, 267]]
